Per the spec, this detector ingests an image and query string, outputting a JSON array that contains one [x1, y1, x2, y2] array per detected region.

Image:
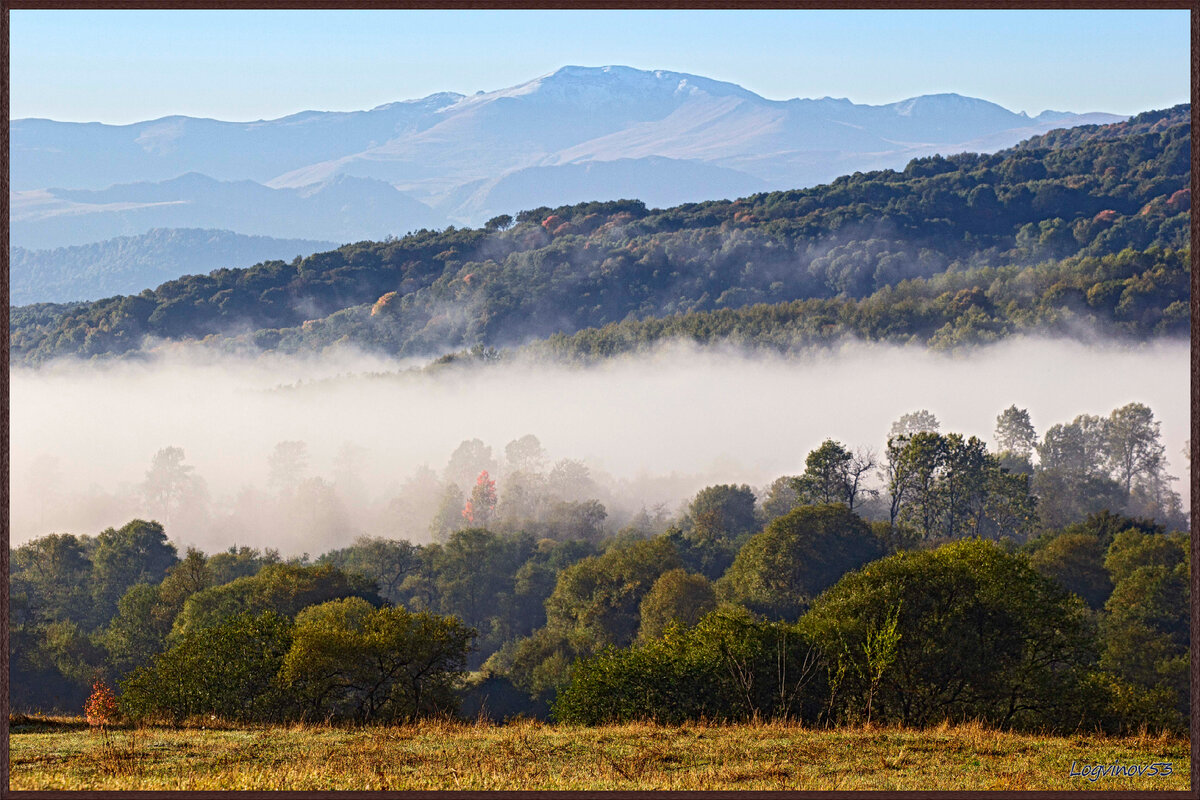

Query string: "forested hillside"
[[527, 246, 1189, 359], [1013, 104, 1188, 150], [10, 105, 1189, 365]]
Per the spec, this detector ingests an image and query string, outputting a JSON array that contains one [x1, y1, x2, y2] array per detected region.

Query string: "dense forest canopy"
[[9, 105, 1189, 364], [11, 399, 1188, 731]]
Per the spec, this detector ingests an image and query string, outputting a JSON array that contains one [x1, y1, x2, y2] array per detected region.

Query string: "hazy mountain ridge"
[[12, 65, 1125, 247], [10, 91, 467, 189], [10, 228, 340, 305], [10, 172, 440, 250]]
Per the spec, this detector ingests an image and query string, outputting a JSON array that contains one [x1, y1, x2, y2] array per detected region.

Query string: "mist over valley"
[[10, 338, 1189, 557]]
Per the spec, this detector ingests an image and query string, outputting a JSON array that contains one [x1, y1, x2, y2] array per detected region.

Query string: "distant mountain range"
[[9, 229, 339, 305], [10, 172, 443, 251], [12, 65, 1123, 254]]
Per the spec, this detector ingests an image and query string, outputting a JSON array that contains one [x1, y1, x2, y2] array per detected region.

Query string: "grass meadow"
[[8, 715, 1189, 791]]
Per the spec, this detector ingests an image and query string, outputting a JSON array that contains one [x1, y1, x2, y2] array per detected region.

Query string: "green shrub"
[[554, 606, 824, 724], [120, 611, 293, 722], [279, 597, 475, 723], [799, 539, 1097, 730]]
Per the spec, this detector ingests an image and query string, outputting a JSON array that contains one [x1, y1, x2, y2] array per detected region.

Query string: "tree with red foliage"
[[85, 679, 120, 728], [462, 470, 498, 528]]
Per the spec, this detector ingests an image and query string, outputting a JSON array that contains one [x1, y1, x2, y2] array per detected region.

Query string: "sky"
[[9, 9, 1192, 124]]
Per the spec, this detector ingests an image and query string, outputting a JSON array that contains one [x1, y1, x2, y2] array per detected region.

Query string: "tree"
[[1025, 509, 1165, 601], [979, 464, 1039, 541], [538, 499, 608, 544], [1035, 405, 1176, 529], [498, 626, 577, 707], [280, 597, 474, 723], [504, 434, 546, 473], [1031, 446, 1125, 530], [104, 547, 213, 676], [1105, 403, 1165, 496], [289, 476, 352, 544], [887, 432, 1036, 542], [637, 569, 717, 642], [793, 441, 852, 505], [462, 470, 498, 528], [103, 583, 173, 677], [800, 539, 1097, 730], [10, 533, 93, 628], [792, 440, 877, 511], [888, 409, 940, 440], [423, 528, 536, 661], [207, 545, 281, 586], [545, 459, 599, 503], [686, 484, 759, 542], [317, 537, 418, 605], [91, 519, 179, 624], [1037, 414, 1108, 479], [485, 214, 514, 232], [860, 603, 903, 725], [443, 439, 497, 491], [760, 475, 801, 521], [386, 465, 445, 542], [1126, 461, 1187, 531], [676, 484, 758, 579], [495, 475, 544, 528], [159, 547, 213, 607], [10, 619, 104, 713], [718, 504, 882, 621], [543, 537, 681, 653], [994, 406, 1036, 459], [938, 434, 992, 539], [141, 446, 207, 530], [885, 432, 947, 536], [429, 483, 465, 542]]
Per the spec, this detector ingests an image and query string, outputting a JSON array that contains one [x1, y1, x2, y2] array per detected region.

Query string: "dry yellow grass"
[[8, 716, 1189, 791]]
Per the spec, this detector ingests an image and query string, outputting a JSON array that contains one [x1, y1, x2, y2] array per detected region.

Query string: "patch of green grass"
[[9, 717, 1189, 791]]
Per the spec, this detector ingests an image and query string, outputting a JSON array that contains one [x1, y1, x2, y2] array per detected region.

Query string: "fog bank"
[[10, 338, 1190, 555]]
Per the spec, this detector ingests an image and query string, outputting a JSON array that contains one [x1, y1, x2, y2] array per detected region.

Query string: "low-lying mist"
[[10, 337, 1190, 556]]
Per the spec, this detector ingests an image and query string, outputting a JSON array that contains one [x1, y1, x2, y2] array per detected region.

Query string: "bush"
[[799, 539, 1097, 731], [554, 606, 824, 724], [279, 597, 475, 723], [1098, 530, 1189, 732], [120, 611, 294, 723]]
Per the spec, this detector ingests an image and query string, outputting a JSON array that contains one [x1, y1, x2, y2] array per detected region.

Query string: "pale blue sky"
[[10, 9, 1191, 124]]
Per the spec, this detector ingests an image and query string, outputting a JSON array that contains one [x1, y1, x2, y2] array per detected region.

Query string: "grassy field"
[[8, 715, 1189, 791]]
